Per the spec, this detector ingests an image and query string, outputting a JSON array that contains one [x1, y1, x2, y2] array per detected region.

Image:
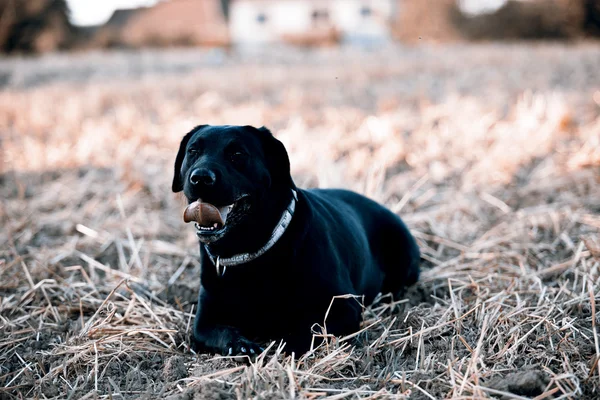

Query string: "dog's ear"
[[251, 126, 295, 189], [172, 125, 205, 192]]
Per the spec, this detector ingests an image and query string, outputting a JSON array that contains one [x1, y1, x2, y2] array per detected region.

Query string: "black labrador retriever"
[[172, 125, 420, 356]]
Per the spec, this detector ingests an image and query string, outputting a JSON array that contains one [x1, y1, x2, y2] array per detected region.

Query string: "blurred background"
[[1, 0, 600, 398], [0, 0, 599, 52]]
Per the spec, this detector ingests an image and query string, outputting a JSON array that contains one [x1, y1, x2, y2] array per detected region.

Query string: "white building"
[[229, 0, 395, 45]]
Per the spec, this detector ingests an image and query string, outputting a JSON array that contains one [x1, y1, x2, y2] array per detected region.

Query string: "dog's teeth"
[[198, 225, 218, 231], [213, 223, 218, 228]]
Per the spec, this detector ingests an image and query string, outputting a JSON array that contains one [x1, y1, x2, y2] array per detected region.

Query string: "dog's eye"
[[187, 149, 199, 156], [229, 151, 246, 164]]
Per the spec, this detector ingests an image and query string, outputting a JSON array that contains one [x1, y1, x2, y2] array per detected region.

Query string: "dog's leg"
[[281, 329, 312, 355], [321, 296, 363, 345], [377, 217, 421, 298], [191, 287, 262, 357]]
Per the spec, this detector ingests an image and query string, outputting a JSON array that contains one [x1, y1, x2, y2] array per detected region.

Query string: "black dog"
[[172, 125, 420, 356]]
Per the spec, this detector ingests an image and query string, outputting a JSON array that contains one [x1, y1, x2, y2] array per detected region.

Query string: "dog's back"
[[305, 188, 420, 300]]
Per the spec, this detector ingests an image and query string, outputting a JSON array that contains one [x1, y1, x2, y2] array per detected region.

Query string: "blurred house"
[[228, 0, 395, 45], [392, 0, 461, 42], [94, 0, 229, 48]]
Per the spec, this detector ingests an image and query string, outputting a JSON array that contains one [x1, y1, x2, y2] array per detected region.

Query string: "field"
[[1, 43, 600, 399]]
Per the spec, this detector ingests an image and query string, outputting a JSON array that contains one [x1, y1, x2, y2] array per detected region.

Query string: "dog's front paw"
[[191, 325, 262, 359], [225, 335, 263, 358]]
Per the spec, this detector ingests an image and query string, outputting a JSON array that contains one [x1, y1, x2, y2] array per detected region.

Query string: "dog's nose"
[[189, 168, 217, 186]]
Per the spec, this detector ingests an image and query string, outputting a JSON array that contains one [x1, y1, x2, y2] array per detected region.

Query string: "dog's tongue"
[[183, 201, 230, 227]]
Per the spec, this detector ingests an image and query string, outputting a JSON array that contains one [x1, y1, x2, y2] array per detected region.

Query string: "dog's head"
[[172, 125, 294, 244]]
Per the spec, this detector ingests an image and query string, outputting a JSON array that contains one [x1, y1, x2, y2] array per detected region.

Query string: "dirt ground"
[[1, 43, 600, 399]]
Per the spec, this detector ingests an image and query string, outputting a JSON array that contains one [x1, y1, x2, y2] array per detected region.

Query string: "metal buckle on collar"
[[215, 256, 226, 277]]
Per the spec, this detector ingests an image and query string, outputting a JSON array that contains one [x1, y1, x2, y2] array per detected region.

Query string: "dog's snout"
[[190, 168, 217, 186]]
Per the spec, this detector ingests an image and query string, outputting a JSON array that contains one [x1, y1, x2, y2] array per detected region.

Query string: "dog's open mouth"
[[183, 195, 248, 238]]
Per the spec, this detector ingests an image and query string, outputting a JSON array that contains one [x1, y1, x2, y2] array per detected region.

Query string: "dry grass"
[[1, 43, 600, 399]]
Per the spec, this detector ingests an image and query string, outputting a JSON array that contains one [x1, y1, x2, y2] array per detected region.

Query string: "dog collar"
[[202, 189, 298, 276]]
